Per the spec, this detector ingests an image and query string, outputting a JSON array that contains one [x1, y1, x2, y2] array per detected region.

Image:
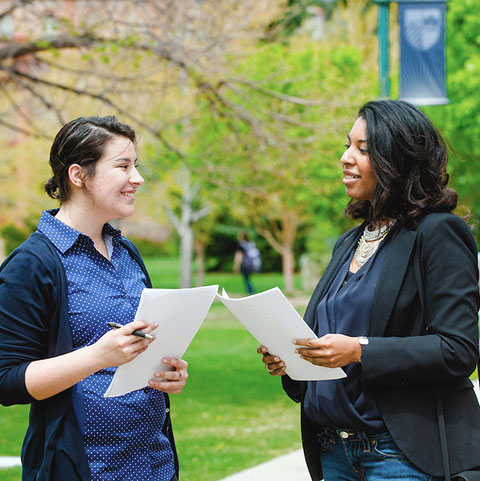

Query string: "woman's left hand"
[[148, 358, 188, 394], [294, 334, 362, 368]]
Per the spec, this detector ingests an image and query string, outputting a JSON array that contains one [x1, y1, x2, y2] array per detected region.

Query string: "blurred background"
[[0, 0, 477, 295]]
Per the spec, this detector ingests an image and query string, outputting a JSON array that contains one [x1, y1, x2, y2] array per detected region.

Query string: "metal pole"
[[376, 0, 391, 98]]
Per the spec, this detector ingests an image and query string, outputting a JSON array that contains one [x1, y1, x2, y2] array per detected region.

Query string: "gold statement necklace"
[[353, 220, 396, 268]]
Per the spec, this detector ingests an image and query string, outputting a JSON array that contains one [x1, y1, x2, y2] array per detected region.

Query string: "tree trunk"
[[164, 170, 210, 289], [180, 225, 193, 288], [281, 210, 298, 295], [194, 240, 206, 287], [258, 209, 299, 295], [282, 245, 295, 294]]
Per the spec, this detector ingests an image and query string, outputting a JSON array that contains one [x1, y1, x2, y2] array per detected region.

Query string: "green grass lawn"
[[145, 257, 304, 294], [0, 300, 304, 481]]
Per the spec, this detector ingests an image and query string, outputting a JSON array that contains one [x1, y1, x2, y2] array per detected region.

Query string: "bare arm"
[[233, 250, 243, 273], [25, 320, 156, 400]]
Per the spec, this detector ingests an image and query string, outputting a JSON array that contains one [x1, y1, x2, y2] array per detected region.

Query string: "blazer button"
[[339, 431, 349, 439], [166, 408, 170, 413]]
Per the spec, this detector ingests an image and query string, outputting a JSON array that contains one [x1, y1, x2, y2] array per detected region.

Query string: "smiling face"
[[341, 117, 377, 201], [83, 135, 144, 223]]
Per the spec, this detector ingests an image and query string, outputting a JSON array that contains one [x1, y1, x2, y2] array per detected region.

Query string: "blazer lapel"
[[370, 226, 418, 337], [303, 225, 363, 328]]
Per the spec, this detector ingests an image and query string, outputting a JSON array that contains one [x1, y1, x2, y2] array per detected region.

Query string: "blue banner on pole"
[[399, 1, 448, 105]]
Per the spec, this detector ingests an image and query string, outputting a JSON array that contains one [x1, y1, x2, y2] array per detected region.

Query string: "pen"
[[107, 321, 154, 340]]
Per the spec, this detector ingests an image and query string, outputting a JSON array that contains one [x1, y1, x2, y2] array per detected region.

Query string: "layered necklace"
[[353, 220, 396, 268]]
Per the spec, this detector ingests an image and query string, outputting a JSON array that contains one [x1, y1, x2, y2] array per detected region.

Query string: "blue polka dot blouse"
[[38, 210, 175, 481]]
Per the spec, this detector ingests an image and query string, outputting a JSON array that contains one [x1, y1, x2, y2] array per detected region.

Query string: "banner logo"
[[404, 8, 442, 51], [399, 2, 448, 106]]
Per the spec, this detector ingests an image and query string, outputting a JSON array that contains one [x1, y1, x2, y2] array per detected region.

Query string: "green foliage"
[[423, 0, 480, 241], [265, 0, 346, 40], [0, 222, 36, 256]]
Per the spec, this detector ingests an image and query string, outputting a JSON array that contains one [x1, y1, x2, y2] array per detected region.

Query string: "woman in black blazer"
[[259, 100, 480, 480]]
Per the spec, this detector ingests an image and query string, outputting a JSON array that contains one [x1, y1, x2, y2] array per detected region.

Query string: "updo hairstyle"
[[45, 116, 136, 203]]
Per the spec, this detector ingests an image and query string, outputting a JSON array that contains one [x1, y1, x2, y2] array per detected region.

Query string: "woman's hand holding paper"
[[92, 320, 157, 369], [149, 358, 189, 394], [257, 345, 287, 376], [294, 334, 361, 368]]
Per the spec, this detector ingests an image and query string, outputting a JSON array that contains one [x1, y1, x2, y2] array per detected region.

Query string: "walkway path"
[[0, 456, 21, 468]]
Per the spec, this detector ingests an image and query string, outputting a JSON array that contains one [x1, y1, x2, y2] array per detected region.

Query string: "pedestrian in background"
[[234, 231, 261, 294]]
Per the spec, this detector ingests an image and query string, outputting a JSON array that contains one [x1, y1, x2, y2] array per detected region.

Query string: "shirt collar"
[[103, 222, 122, 247], [37, 209, 122, 254]]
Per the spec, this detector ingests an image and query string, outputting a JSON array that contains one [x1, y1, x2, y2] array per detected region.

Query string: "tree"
[[0, 0, 322, 151], [0, 0, 379, 286], [154, 0, 378, 291], [162, 168, 210, 288], [265, 0, 350, 40], [181, 20, 377, 292], [0, 0, 340, 269], [424, 0, 480, 235]]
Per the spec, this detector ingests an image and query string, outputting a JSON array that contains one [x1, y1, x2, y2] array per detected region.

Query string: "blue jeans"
[[318, 428, 441, 481], [241, 269, 255, 294]]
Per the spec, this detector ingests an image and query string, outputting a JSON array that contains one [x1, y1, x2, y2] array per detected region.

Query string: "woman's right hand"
[[25, 320, 158, 401], [91, 320, 157, 369], [257, 345, 287, 376]]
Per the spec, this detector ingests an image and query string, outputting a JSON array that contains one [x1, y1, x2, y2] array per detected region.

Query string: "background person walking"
[[234, 231, 262, 294]]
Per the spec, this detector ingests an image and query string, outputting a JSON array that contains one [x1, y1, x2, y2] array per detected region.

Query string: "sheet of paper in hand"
[[104, 285, 218, 397], [217, 287, 346, 381]]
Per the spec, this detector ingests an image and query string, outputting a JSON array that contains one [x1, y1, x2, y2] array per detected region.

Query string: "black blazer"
[[283, 212, 480, 479]]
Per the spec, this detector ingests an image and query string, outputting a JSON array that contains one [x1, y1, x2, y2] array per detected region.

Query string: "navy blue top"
[[35, 210, 175, 481], [304, 237, 390, 432]]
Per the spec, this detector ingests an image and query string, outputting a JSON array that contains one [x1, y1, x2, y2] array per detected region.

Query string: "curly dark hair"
[[45, 115, 136, 203], [345, 100, 457, 229]]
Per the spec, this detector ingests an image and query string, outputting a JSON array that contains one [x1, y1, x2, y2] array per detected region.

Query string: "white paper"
[[217, 287, 346, 381], [104, 285, 218, 397]]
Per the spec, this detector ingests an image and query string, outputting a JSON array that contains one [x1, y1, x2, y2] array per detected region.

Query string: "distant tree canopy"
[[5, 0, 478, 290], [0, 0, 381, 290]]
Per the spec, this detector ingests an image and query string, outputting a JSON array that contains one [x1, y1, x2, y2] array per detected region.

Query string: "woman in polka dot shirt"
[[0, 116, 186, 481]]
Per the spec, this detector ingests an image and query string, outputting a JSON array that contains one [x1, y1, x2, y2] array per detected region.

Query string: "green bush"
[[0, 222, 36, 256]]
